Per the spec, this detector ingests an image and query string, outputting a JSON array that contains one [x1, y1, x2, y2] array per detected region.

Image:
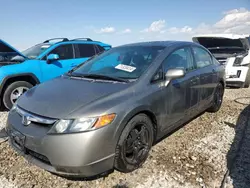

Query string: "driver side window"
[[46, 44, 73, 60], [151, 47, 194, 82], [162, 47, 194, 73]]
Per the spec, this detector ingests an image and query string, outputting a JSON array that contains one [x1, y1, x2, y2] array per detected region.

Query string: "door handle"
[[212, 69, 216, 73]]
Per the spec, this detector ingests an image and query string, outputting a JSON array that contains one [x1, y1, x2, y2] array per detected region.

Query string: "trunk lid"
[[0, 39, 26, 61]]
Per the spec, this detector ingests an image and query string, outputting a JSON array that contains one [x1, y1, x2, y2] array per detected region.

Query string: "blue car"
[[0, 38, 111, 109]]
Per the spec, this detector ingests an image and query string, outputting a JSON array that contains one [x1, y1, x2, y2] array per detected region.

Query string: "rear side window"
[[48, 44, 73, 60], [192, 47, 212, 68], [76, 44, 96, 58], [212, 56, 220, 65], [96, 45, 105, 53]]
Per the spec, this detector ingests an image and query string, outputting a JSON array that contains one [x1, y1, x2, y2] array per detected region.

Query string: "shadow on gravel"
[[154, 111, 206, 146], [224, 98, 250, 188], [54, 169, 114, 181]]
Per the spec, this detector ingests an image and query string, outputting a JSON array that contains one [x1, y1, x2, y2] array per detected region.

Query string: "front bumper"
[[225, 66, 249, 87], [6, 111, 116, 177]]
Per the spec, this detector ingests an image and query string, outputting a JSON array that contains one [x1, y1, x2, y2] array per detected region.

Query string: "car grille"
[[26, 148, 51, 165], [15, 106, 57, 126], [216, 57, 228, 65]]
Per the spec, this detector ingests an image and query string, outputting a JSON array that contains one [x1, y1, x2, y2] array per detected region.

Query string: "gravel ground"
[[0, 88, 250, 188]]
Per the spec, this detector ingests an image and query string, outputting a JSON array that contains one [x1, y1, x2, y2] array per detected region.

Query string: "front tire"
[[114, 114, 154, 173], [207, 83, 224, 113], [3, 81, 33, 110]]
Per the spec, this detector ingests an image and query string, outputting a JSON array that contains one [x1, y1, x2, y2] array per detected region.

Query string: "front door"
[[160, 47, 200, 131], [40, 44, 74, 82]]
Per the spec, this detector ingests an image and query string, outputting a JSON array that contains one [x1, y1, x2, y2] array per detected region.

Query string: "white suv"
[[193, 34, 250, 88]]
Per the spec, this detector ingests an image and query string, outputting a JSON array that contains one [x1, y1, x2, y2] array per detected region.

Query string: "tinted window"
[[212, 56, 220, 65], [96, 45, 105, 53], [193, 47, 212, 68], [163, 47, 194, 72], [49, 44, 73, 60], [77, 44, 96, 58]]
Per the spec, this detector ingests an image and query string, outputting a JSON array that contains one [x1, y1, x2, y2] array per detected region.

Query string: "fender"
[[114, 105, 158, 142], [0, 73, 40, 94]]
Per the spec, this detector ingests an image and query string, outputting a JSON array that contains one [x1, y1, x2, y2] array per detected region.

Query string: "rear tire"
[[207, 83, 224, 113], [114, 114, 154, 173], [3, 81, 33, 110]]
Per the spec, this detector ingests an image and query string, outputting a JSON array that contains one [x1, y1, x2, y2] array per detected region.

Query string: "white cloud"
[[95, 27, 115, 34], [160, 8, 250, 38], [141, 20, 166, 33], [195, 8, 250, 35], [120, 28, 132, 34], [167, 26, 193, 34], [215, 8, 250, 29], [180, 26, 193, 33]]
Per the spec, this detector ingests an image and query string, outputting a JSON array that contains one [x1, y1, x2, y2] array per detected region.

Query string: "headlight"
[[233, 57, 244, 66], [48, 114, 116, 134]]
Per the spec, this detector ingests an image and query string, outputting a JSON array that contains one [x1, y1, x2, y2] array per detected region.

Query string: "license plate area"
[[9, 129, 26, 152]]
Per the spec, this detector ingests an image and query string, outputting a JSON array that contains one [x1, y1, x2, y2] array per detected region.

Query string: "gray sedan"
[[6, 41, 225, 178]]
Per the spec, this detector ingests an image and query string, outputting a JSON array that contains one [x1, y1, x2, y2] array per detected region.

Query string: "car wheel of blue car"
[[3, 81, 33, 110], [114, 113, 154, 173]]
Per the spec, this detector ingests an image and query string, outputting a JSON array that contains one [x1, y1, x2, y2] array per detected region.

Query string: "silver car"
[[6, 41, 225, 178]]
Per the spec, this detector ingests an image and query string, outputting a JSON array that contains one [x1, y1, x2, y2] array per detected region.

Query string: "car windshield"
[[71, 46, 164, 80], [21, 43, 51, 59]]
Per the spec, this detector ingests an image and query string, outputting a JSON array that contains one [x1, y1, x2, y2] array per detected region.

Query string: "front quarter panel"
[[0, 60, 42, 82]]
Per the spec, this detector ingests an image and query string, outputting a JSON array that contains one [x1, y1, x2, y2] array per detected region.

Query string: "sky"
[[0, 0, 250, 50]]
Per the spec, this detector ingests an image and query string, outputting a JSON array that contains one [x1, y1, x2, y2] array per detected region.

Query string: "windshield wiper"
[[80, 74, 129, 83]]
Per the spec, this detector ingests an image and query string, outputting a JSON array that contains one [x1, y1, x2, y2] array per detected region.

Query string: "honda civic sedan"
[[6, 41, 225, 178]]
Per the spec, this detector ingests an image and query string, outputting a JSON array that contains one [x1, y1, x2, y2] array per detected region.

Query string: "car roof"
[[56, 40, 109, 45], [118, 41, 195, 48], [42, 38, 110, 47]]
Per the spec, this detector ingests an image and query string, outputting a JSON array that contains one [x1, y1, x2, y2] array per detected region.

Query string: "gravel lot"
[[0, 88, 250, 188]]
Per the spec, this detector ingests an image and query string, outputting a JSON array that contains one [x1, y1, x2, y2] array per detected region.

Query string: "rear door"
[[73, 43, 99, 67], [192, 46, 217, 109]]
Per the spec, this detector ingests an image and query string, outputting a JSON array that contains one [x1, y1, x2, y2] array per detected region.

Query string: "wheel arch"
[[0, 73, 40, 97], [219, 79, 225, 89], [117, 106, 158, 143]]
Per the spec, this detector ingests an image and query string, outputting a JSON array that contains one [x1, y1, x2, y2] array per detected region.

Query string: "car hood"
[[192, 36, 250, 50], [0, 39, 26, 58], [17, 76, 133, 119]]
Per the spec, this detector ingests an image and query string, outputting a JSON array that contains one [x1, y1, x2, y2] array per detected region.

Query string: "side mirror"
[[165, 68, 185, 80], [47, 54, 59, 64]]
